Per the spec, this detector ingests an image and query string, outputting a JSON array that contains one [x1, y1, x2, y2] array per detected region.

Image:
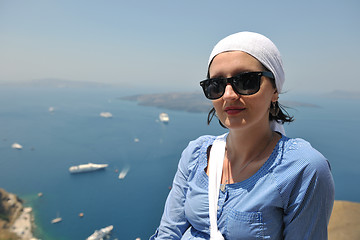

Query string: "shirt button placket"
[[217, 186, 227, 216]]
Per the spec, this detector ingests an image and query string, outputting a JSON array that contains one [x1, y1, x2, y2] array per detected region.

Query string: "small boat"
[[79, 212, 84, 218], [118, 166, 130, 179], [51, 213, 62, 224], [159, 113, 169, 123], [49, 106, 55, 113], [69, 163, 109, 174], [99, 112, 112, 118], [51, 217, 62, 224], [11, 143, 23, 150], [87, 225, 113, 240]]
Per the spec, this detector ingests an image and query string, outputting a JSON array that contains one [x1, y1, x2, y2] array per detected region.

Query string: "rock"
[[328, 200, 360, 240]]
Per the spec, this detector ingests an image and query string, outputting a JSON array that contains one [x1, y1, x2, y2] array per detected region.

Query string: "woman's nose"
[[222, 84, 239, 100]]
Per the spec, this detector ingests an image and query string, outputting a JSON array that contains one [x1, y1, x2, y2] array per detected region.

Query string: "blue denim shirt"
[[150, 134, 335, 240]]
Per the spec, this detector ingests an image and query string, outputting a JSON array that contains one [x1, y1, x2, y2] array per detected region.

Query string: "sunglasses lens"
[[233, 73, 260, 95], [202, 79, 226, 99], [201, 72, 265, 99]]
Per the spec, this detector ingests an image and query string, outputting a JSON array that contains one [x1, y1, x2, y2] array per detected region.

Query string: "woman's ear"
[[272, 89, 279, 102]]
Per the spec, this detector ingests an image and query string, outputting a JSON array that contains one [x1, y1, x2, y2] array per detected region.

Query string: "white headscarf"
[[207, 31, 285, 135]]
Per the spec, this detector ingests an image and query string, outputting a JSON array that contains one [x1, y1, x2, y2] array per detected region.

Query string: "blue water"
[[0, 87, 359, 240]]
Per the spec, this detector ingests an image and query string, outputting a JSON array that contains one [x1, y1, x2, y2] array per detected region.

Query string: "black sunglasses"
[[200, 71, 274, 100]]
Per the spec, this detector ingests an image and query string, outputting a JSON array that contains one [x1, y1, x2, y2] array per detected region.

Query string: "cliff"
[[0, 188, 35, 240]]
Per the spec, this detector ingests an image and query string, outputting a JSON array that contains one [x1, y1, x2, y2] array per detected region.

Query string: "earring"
[[270, 101, 280, 117]]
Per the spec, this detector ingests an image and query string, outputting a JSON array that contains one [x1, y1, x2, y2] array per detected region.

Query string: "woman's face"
[[209, 51, 278, 131]]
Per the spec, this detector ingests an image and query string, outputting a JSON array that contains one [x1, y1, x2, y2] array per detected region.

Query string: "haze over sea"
[[0, 86, 359, 240]]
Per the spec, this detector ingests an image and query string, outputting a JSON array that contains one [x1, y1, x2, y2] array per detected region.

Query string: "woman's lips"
[[224, 106, 245, 115]]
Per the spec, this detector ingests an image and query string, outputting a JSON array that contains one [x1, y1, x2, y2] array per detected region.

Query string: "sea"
[[0, 86, 359, 240]]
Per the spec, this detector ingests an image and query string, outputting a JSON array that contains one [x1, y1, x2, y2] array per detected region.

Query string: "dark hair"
[[268, 78, 294, 124], [207, 107, 227, 128], [269, 101, 294, 123]]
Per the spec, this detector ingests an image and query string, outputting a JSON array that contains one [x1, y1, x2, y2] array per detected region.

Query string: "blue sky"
[[1, 0, 359, 93]]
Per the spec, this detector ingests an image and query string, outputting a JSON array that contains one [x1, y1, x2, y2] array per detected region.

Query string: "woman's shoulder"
[[185, 133, 226, 152], [188, 134, 217, 147], [273, 135, 334, 210], [178, 134, 224, 170], [282, 136, 325, 158], [278, 135, 331, 173]]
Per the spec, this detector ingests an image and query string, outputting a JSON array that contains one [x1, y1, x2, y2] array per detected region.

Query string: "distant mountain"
[[323, 90, 360, 99], [0, 78, 112, 88], [279, 100, 320, 108], [120, 92, 212, 113], [120, 92, 319, 113]]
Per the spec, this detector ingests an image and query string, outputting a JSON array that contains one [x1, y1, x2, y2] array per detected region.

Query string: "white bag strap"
[[208, 134, 226, 240]]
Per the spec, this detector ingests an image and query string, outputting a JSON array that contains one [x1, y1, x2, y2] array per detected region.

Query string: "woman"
[[150, 32, 334, 239]]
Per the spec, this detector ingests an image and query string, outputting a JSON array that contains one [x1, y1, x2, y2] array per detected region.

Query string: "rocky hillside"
[[0, 188, 24, 239]]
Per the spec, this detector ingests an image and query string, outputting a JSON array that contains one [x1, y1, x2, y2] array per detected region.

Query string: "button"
[[220, 184, 226, 192]]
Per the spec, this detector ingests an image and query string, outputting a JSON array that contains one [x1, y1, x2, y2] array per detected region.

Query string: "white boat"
[[118, 166, 130, 179], [87, 225, 113, 240], [11, 143, 23, 150], [69, 163, 109, 174], [49, 106, 55, 112], [51, 217, 62, 224], [159, 113, 169, 123], [51, 212, 62, 224], [100, 112, 112, 118]]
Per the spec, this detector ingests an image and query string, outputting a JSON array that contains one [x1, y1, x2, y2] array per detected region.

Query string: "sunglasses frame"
[[200, 71, 274, 100]]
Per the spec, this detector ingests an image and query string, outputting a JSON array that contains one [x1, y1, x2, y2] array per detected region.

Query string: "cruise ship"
[[159, 113, 169, 123], [69, 163, 109, 174], [87, 225, 113, 240]]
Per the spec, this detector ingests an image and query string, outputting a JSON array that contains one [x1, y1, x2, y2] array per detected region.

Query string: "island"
[[119, 92, 319, 113], [120, 92, 213, 113]]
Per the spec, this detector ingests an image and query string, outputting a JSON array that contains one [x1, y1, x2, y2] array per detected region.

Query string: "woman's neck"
[[226, 124, 275, 165]]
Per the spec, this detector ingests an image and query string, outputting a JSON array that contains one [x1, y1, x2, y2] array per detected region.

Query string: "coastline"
[[10, 206, 37, 240], [0, 188, 38, 240]]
